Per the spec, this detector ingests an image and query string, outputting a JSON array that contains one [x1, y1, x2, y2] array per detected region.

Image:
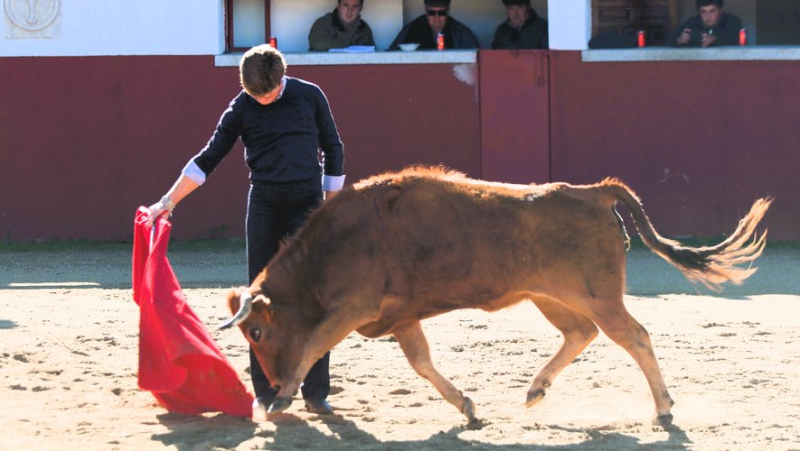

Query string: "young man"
[[667, 0, 742, 48], [389, 0, 480, 50], [308, 0, 375, 51], [492, 0, 548, 49], [147, 44, 344, 415]]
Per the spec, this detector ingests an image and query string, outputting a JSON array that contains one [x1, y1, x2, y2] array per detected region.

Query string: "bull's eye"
[[248, 327, 262, 342]]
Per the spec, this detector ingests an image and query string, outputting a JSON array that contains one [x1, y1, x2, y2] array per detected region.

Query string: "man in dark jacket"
[[147, 45, 344, 416], [309, 0, 375, 51], [389, 0, 479, 50], [667, 0, 742, 48], [492, 0, 548, 49]]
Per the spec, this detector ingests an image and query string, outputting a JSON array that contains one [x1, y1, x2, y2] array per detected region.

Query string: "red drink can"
[[269, 36, 277, 48], [637, 30, 645, 47], [739, 28, 747, 46], [437, 33, 445, 50]]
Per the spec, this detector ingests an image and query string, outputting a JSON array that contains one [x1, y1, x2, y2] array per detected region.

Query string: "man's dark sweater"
[[192, 77, 344, 183], [492, 10, 548, 49]]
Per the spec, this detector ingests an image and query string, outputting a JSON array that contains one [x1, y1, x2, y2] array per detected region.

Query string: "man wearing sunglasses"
[[389, 0, 479, 50]]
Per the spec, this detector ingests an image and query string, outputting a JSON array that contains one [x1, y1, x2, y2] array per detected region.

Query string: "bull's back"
[[349, 172, 627, 316]]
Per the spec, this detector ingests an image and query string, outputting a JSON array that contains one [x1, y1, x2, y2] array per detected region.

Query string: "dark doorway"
[[592, 0, 679, 46], [757, 0, 800, 44]]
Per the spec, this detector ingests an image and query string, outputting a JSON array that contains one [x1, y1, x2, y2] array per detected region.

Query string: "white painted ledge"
[[582, 46, 800, 62], [215, 50, 478, 67]]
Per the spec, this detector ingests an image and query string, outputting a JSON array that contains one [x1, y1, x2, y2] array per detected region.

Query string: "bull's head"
[[219, 285, 312, 397]]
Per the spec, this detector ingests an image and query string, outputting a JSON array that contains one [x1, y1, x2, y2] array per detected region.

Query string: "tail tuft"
[[607, 179, 772, 292], [676, 197, 771, 291]]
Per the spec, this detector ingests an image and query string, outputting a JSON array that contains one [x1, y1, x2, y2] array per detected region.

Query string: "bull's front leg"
[[393, 321, 478, 423], [268, 310, 374, 414]]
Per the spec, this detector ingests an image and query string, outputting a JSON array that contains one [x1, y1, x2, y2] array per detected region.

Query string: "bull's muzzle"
[[218, 291, 253, 330]]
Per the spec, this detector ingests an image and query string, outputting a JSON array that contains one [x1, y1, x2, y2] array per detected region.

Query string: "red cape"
[[132, 207, 253, 417]]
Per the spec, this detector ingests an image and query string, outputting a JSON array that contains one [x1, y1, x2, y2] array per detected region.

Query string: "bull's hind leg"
[[527, 298, 599, 407], [393, 321, 478, 423], [590, 304, 674, 424]]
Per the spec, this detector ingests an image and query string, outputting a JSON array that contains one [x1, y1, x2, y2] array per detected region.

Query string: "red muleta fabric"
[[132, 207, 253, 417]]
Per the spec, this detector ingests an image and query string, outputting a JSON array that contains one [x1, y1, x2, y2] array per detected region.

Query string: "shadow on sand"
[[152, 411, 692, 450]]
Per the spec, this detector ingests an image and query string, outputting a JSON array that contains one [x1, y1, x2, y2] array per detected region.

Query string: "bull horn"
[[218, 291, 253, 330]]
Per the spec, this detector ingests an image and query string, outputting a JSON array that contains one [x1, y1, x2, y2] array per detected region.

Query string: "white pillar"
[[548, 0, 592, 50]]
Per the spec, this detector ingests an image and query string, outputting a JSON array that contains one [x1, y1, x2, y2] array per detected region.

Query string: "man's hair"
[[502, 0, 531, 6], [338, 0, 364, 4], [424, 0, 450, 7], [239, 44, 286, 96], [696, 0, 723, 9]]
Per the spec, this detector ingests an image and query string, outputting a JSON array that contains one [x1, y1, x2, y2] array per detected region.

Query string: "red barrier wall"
[[1, 51, 797, 241], [0, 56, 481, 241], [479, 50, 551, 184], [548, 51, 799, 240]]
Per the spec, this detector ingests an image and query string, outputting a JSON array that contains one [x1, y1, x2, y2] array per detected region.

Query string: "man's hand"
[[324, 190, 339, 201], [146, 200, 172, 228], [700, 32, 716, 48], [677, 28, 691, 45], [143, 175, 200, 227]]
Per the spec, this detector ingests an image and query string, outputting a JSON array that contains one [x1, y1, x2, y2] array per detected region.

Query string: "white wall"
[[548, 0, 591, 50], [233, 0, 266, 48], [0, 0, 570, 58], [0, 0, 223, 57]]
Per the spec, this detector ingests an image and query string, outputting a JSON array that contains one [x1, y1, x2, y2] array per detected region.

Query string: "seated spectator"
[[309, 0, 375, 51], [492, 0, 548, 49], [666, 0, 742, 48], [389, 0, 480, 50]]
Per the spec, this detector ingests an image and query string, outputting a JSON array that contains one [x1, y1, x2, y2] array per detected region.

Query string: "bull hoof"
[[461, 397, 478, 423], [525, 388, 545, 408], [655, 413, 674, 426], [267, 397, 293, 414]]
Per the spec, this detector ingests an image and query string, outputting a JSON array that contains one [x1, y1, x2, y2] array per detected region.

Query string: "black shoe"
[[304, 398, 333, 415], [253, 394, 276, 411]]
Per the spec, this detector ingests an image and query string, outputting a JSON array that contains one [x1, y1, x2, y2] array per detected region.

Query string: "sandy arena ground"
[[1, 243, 799, 450]]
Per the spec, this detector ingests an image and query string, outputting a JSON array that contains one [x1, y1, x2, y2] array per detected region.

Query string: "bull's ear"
[[250, 267, 269, 291], [382, 185, 403, 212], [226, 286, 246, 315], [253, 294, 273, 323], [219, 287, 254, 330]]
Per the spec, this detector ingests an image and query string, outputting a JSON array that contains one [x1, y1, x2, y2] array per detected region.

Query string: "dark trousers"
[[246, 179, 330, 401]]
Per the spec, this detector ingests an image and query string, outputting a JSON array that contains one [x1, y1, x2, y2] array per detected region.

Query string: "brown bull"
[[220, 166, 771, 424]]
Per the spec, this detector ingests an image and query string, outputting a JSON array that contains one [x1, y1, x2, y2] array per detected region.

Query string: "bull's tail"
[[601, 178, 772, 291]]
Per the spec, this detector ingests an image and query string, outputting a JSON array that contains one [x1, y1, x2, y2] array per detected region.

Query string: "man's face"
[[699, 5, 723, 28], [426, 7, 448, 33], [251, 84, 281, 106], [337, 0, 363, 26], [506, 5, 530, 29]]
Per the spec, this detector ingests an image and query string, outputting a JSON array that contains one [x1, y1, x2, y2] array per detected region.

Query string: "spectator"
[[389, 0, 480, 50], [492, 0, 548, 49], [146, 44, 344, 416], [667, 0, 742, 48], [309, 0, 375, 51]]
